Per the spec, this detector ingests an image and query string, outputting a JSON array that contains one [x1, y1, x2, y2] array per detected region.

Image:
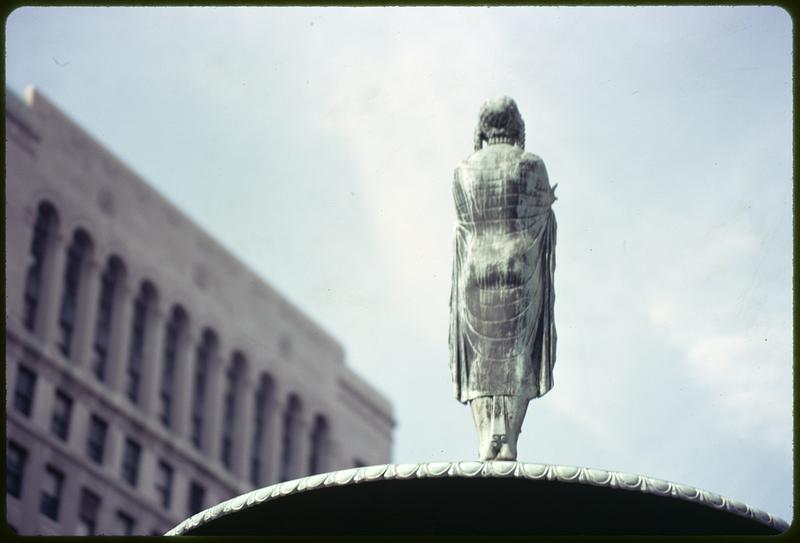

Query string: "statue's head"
[[474, 96, 526, 151]]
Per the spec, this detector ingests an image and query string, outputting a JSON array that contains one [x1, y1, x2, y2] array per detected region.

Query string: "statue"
[[449, 96, 558, 461]]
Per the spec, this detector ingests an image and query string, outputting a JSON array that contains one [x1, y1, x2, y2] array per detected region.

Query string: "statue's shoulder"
[[454, 152, 481, 181], [456, 147, 546, 181], [519, 151, 545, 168], [461, 144, 518, 168]]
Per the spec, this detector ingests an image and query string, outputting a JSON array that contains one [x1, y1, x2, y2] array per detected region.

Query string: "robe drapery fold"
[[449, 144, 557, 404]]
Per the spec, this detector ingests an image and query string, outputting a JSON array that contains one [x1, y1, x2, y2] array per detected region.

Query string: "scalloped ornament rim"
[[166, 461, 790, 535]]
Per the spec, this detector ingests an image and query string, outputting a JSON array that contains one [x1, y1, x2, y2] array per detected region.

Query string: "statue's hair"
[[474, 96, 526, 151]]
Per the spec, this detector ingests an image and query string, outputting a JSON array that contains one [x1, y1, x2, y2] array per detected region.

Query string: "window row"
[[16, 364, 333, 482], [23, 203, 179, 410], [6, 438, 204, 535], [21, 201, 334, 483], [13, 372, 146, 487]]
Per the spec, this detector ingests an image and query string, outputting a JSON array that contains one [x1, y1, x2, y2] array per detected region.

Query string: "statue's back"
[[449, 96, 558, 461]]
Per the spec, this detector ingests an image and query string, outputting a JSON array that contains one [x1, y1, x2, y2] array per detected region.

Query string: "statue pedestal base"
[[167, 462, 788, 535]]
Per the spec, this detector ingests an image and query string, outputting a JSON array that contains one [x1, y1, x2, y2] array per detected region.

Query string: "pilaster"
[[108, 284, 134, 396], [40, 232, 67, 351], [263, 395, 284, 486], [233, 378, 255, 482], [173, 328, 197, 441], [73, 257, 102, 371], [142, 305, 167, 419], [204, 349, 225, 462]]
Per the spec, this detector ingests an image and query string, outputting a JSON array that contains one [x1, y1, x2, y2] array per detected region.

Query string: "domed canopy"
[[167, 462, 788, 536]]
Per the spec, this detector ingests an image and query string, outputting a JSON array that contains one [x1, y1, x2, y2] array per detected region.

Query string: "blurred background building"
[[5, 86, 395, 536]]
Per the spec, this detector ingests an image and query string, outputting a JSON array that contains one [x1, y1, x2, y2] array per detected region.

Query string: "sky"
[[6, 6, 793, 523]]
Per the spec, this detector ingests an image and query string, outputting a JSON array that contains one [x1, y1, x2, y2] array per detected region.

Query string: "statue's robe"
[[449, 143, 557, 404]]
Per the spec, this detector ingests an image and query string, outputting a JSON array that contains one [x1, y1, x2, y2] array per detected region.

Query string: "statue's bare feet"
[[478, 443, 497, 461], [478, 434, 500, 461], [496, 441, 517, 461]]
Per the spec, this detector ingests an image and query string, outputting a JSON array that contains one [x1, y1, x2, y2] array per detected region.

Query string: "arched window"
[[159, 305, 187, 428], [92, 256, 125, 382], [280, 394, 302, 482], [57, 229, 93, 358], [23, 202, 58, 332], [250, 373, 274, 487], [220, 351, 246, 471], [126, 281, 157, 404], [308, 415, 330, 475], [191, 329, 217, 450]]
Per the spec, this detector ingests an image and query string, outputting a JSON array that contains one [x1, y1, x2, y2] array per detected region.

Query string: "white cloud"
[[649, 299, 678, 327], [307, 14, 518, 338], [687, 331, 791, 449]]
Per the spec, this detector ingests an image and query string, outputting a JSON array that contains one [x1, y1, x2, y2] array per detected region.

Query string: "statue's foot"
[[478, 442, 498, 461], [496, 442, 517, 461]]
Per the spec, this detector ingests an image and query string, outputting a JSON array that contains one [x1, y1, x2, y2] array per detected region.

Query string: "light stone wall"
[[5, 86, 395, 536]]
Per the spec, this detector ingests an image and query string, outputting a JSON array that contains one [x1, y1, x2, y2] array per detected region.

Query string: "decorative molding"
[[166, 461, 790, 535], [6, 104, 42, 158], [337, 379, 395, 432]]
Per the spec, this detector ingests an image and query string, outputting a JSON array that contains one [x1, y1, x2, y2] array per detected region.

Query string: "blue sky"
[[6, 6, 793, 522]]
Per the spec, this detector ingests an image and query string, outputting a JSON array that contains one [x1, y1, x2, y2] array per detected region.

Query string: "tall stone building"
[[5, 86, 395, 536]]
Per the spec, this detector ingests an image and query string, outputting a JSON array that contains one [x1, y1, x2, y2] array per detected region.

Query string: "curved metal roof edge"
[[166, 460, 790, 535]]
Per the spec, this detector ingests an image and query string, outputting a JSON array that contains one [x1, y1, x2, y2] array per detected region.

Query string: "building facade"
[[5, 86, 395, 536]]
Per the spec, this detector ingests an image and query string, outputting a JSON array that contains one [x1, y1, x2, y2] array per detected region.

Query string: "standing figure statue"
[[449, 96, 557, 461]]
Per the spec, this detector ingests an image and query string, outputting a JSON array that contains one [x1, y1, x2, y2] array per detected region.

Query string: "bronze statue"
[[449, 96, 557, 461]]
